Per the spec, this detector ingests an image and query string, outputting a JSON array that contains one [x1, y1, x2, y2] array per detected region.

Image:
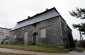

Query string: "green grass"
[[74, 47, 85, 52], [0, 44, 67, 53]]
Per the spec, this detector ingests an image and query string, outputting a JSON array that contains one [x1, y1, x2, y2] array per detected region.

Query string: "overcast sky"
[[0, 0, 85, 40]]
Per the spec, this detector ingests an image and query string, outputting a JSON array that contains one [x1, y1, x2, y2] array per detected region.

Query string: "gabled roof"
[[12, 7, 60, 30], [12, 7, 72, 31], [0, 27, 11, 30], [17, 7, 57, 23]]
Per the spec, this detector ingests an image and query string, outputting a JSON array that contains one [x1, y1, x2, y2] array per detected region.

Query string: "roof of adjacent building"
[[0, 27, 11, 30], [12, 7, 72, 31]]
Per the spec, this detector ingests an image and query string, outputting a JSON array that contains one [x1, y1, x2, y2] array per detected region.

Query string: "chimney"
[[28, 16, 30, 18], [46, 8, 48, 11]]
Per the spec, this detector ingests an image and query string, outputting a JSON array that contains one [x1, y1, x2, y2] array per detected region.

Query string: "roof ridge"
[[17, 7, 56, 24]]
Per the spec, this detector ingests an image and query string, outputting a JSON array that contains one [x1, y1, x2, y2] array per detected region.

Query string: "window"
[[40, 28, 46, 38], [0, 32, 4, 36], [14, 35, 16, 39], [24, 32, 28, 41], [32, 23, 37, 27], [24, 32, 28, 45]]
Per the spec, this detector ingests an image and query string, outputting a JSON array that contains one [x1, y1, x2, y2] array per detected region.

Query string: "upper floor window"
[[32, 23, 37, 27]]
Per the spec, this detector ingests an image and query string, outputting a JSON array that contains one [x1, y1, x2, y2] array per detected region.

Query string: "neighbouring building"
[[11, 7, 75, 48], [0, 27, 11, 43]]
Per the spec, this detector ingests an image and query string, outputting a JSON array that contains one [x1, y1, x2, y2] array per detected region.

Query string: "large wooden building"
[[11, 7, 75, 48]]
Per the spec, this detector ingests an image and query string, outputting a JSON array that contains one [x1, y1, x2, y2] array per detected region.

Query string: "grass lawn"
[[0, 44, 67, 53], [74, 47, 85, 52]]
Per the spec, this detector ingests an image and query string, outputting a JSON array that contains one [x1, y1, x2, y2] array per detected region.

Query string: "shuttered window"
[[14, 35, 16, 39], [40, 28, 46, 38]]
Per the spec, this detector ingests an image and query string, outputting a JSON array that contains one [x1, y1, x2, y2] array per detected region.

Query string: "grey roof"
[[12, 7, 59, 30]]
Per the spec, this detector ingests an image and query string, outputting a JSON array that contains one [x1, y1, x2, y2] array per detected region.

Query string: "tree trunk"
[[79, 31, 83, 47]]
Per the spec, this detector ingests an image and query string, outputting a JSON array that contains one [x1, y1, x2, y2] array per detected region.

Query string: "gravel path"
[[0, 48, 85, 55], [69, 51, 85, 55]]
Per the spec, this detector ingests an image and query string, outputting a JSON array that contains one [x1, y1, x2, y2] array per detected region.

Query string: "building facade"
[[11, 7, 75, 48], [0, 27, 11, 43]]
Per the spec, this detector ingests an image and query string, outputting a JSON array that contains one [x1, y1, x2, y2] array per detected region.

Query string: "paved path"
[[0, 48, 85, 55]]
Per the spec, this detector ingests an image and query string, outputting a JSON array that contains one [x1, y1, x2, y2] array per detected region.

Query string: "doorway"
[[32, 32, 38, 45]]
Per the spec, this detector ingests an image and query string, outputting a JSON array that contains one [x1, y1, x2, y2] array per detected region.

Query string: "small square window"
[[32, 23, 37, 27]]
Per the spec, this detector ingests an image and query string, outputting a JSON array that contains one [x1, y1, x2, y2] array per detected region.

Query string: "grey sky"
[[0, 0, 85, 40]]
